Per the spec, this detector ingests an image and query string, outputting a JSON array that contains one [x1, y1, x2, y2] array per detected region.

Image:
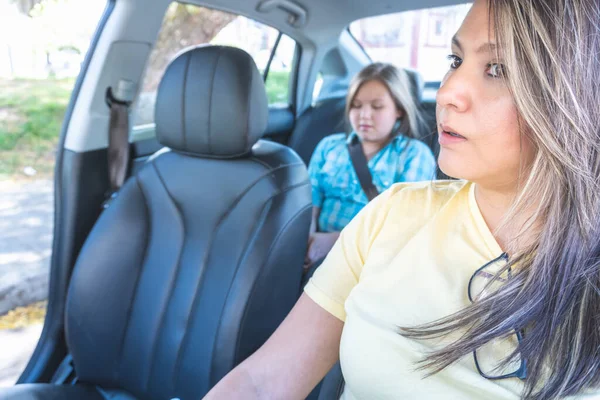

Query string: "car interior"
[[1, 0, 465, 398]]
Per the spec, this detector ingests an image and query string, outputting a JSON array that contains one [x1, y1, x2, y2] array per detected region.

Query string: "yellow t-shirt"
[[304, 180, 597, 400]]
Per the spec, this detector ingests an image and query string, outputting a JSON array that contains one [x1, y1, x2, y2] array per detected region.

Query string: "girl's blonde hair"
[[345, 63, 424, 139]]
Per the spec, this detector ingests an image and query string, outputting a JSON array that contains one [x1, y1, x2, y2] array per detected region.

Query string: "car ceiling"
[[190, 0, 470, 44]]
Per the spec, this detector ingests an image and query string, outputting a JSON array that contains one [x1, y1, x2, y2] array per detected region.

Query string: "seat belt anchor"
[[105, 79, 136, 108]]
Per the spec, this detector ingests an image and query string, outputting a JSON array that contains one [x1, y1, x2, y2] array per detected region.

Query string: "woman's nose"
[[436, 69, 471, 113]]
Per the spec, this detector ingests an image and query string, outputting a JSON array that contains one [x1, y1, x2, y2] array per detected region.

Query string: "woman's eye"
[[486, 63, 506, 78], [372, 105, 383, 110], [446, 54, 462, 69], [351, 103, 361, 109]]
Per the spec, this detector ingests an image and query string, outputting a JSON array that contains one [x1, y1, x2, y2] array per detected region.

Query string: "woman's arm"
[[204, 294, 343, 399]]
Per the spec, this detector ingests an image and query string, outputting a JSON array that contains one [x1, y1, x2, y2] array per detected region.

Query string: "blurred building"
[[350, 4, 472, 82]]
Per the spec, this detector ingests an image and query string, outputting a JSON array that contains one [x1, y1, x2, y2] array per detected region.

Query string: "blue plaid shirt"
[[308, 133, 436, 232]]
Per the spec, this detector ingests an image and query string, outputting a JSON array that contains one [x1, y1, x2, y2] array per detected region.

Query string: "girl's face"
[[436, 0, 535, 190], [349, 79, 402, 146]]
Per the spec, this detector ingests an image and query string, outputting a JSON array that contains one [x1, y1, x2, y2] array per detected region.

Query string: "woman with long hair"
[[205, 0, 600, 398]]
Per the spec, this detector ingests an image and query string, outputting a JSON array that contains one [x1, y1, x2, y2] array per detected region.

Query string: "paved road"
[[0, 324, 43, 387], [0, 179, 53, 315], [0, 179, 53, 387]]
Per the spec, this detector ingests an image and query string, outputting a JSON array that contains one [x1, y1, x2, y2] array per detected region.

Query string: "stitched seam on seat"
[[171, 230, 218, 390], [171, 204, 238, 387], [247, 160, 306, 183], [95, 386, 110, 399], [249, 158, 307, 180], [182, 53, 191, 151], [207, 198, 272, 385], [245, 58, 252, 151], [229, 177, 312, 354], [248, 155, 271, 169], [233, 198, 313, 358], [171, 147, 251, 159], [171, 163, 303, 386], [115, 177, 152, 383], [207, 49, 221, 155], [171, 181, 263, 386], [276, 179, 311, 194], [144, 162, 187, 392]]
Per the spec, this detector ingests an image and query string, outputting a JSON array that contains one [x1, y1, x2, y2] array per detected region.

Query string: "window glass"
[[349, 3, 472, 82], [132, 3, 297, 128], [0, 0, 106, 386], [264, 34, 295, 107]]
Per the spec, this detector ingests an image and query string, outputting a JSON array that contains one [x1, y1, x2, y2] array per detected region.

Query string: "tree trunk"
[[144, 5, 237, 92]]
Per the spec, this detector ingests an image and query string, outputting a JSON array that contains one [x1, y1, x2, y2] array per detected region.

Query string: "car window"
[[349, 3, 472, 82], [0, 0, 106, 387], [262, 34, 296, 107], [131, 2, 297, 131]]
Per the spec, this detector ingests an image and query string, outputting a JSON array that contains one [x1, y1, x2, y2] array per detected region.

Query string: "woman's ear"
[[396, 108, 404, 119]]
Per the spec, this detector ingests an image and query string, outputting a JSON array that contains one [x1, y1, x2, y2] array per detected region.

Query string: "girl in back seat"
[[206, 0, 600, 398], [304, 63, 436, 271]]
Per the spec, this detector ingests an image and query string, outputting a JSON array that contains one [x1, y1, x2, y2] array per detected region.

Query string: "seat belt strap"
[[347, 134, 379, 202], [104, 80, 136, 209]]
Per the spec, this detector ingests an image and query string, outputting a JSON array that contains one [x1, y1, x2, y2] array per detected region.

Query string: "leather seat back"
[[64, 46, 312, 400], [287, 95, 347, 165]]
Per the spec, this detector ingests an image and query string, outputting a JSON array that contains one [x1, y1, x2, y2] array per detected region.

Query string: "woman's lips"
[[438, 123, 466, 143], [438, 129, 467, 145]]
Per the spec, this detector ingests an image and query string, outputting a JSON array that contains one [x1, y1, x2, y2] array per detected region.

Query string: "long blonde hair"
[[345, 63, 424, 139], [401, 1, 600, 399]]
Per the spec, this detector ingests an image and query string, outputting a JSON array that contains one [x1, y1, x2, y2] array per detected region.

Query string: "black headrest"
[[403, 68, 425, 104], [155, 46, 268, 157]]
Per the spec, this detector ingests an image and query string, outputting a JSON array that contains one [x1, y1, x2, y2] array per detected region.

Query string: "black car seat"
[[288, 68, 435, 166], [0, 45, 312, 400]]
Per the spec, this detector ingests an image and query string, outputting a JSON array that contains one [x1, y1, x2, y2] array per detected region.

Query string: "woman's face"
[[436, 0, 535, 189], [349, 79, 402, 146]]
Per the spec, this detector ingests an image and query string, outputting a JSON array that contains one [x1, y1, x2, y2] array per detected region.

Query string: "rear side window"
[[132, 2, 297, 131], [349, 3, 472, 82]]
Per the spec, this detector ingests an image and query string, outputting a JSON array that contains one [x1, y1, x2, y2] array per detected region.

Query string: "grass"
[[265, 70, 290, 105], [0, 78, 74, 179], [0, 301, 47, 330], [0, 72, 285, 179]]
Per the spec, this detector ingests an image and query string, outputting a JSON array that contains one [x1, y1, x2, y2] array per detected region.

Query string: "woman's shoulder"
[[350, 180, 471, 249], [382, 180, 471, 215], [388, 179, 468, 195]]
